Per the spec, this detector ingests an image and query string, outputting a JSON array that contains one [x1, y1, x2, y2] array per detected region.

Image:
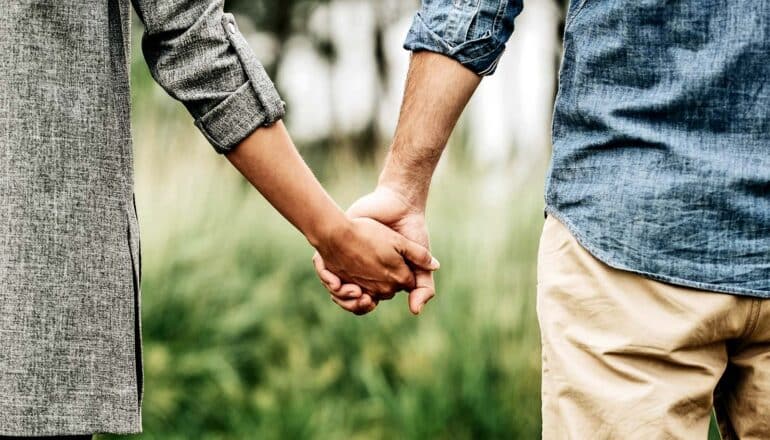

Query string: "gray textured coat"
[[0, 0, 284, 435]]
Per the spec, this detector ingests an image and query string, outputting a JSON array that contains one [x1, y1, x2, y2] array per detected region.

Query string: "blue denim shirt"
[[405, 1, 770, 297]]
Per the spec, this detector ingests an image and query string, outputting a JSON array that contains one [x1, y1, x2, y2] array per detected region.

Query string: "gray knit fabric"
[[0, 0, 284, 435]]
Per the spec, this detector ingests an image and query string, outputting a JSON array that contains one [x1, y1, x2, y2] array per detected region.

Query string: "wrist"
[[378, 156, 430, 212], [305, 209, 352, 250]]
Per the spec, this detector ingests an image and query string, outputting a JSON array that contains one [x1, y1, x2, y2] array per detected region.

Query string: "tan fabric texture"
[[537, 216, 770, 440]]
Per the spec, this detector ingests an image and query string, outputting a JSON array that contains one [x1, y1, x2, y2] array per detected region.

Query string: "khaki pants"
[[537, 216, 770, 440]]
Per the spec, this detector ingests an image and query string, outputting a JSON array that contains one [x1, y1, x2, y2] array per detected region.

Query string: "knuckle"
[[383, 277, 397, 288], [380, 272, 396, 287], [329, 289, 344, 298], [387, 269, 407, 284]]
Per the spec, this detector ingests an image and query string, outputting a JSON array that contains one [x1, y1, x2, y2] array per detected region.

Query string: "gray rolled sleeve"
[[132, 0, 285, 153]]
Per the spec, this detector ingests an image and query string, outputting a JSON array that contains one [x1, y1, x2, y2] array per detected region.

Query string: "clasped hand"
[[312, 186, 437, 316]]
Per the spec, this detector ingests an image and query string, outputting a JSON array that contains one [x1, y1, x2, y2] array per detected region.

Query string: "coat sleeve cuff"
[[194, 14, 286, 154]]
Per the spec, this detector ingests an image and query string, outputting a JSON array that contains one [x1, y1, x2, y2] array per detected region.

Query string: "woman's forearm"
[[225, 120, 349, 246], [224, 120, 437, 298]]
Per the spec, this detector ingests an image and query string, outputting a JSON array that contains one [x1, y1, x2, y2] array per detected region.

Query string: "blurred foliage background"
[[100, 0, 720, 438]]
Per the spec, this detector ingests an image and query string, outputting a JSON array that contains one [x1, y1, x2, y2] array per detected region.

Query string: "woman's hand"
[[224, 122, 438, 315], [310, 216, 439, 314], [313, 186, 437, 316]]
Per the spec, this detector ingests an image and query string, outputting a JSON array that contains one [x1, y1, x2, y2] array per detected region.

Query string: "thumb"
[[398, 237, 440, 271], [409, 271, 436, 315]]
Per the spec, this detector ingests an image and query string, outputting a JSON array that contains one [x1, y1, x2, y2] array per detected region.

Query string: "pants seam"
[[742, 299, 762, 340]]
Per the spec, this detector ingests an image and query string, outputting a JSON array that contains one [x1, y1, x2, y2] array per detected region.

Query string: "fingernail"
[[430, 257, 441, 270]]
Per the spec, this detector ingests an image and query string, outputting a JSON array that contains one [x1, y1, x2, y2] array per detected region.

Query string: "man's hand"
[[313, 51, 481, 317], [313, 186, 436, 315], [224, 121, 439, 314], [311, 214, 439, 305]]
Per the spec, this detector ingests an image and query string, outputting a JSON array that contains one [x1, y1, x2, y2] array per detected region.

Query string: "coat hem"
[[0, 418, 142, 436]]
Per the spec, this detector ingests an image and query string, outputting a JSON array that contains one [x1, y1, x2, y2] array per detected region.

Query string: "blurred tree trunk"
[[225, 0, 571, 161], [228, 0, 331, 78]]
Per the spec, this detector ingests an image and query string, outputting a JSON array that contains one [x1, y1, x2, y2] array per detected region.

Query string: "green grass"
[[100, 74, 547, 439], [104, 47, 722, 439]]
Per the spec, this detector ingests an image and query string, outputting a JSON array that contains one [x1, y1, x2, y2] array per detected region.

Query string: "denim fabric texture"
[[404, 0, 523, 75], [408, 0, 770, 296]]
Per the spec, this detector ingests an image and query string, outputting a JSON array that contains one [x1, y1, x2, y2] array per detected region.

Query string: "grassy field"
[[100, 59, 548, 439], [101, 40, 724, 439]]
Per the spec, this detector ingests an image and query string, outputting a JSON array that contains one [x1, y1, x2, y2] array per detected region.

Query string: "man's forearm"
[[378, 51, 482, 209]]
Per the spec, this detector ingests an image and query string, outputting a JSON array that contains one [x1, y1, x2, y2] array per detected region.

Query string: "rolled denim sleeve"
[[404, 0, 523, 76], [132, 0, 285, 153]]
